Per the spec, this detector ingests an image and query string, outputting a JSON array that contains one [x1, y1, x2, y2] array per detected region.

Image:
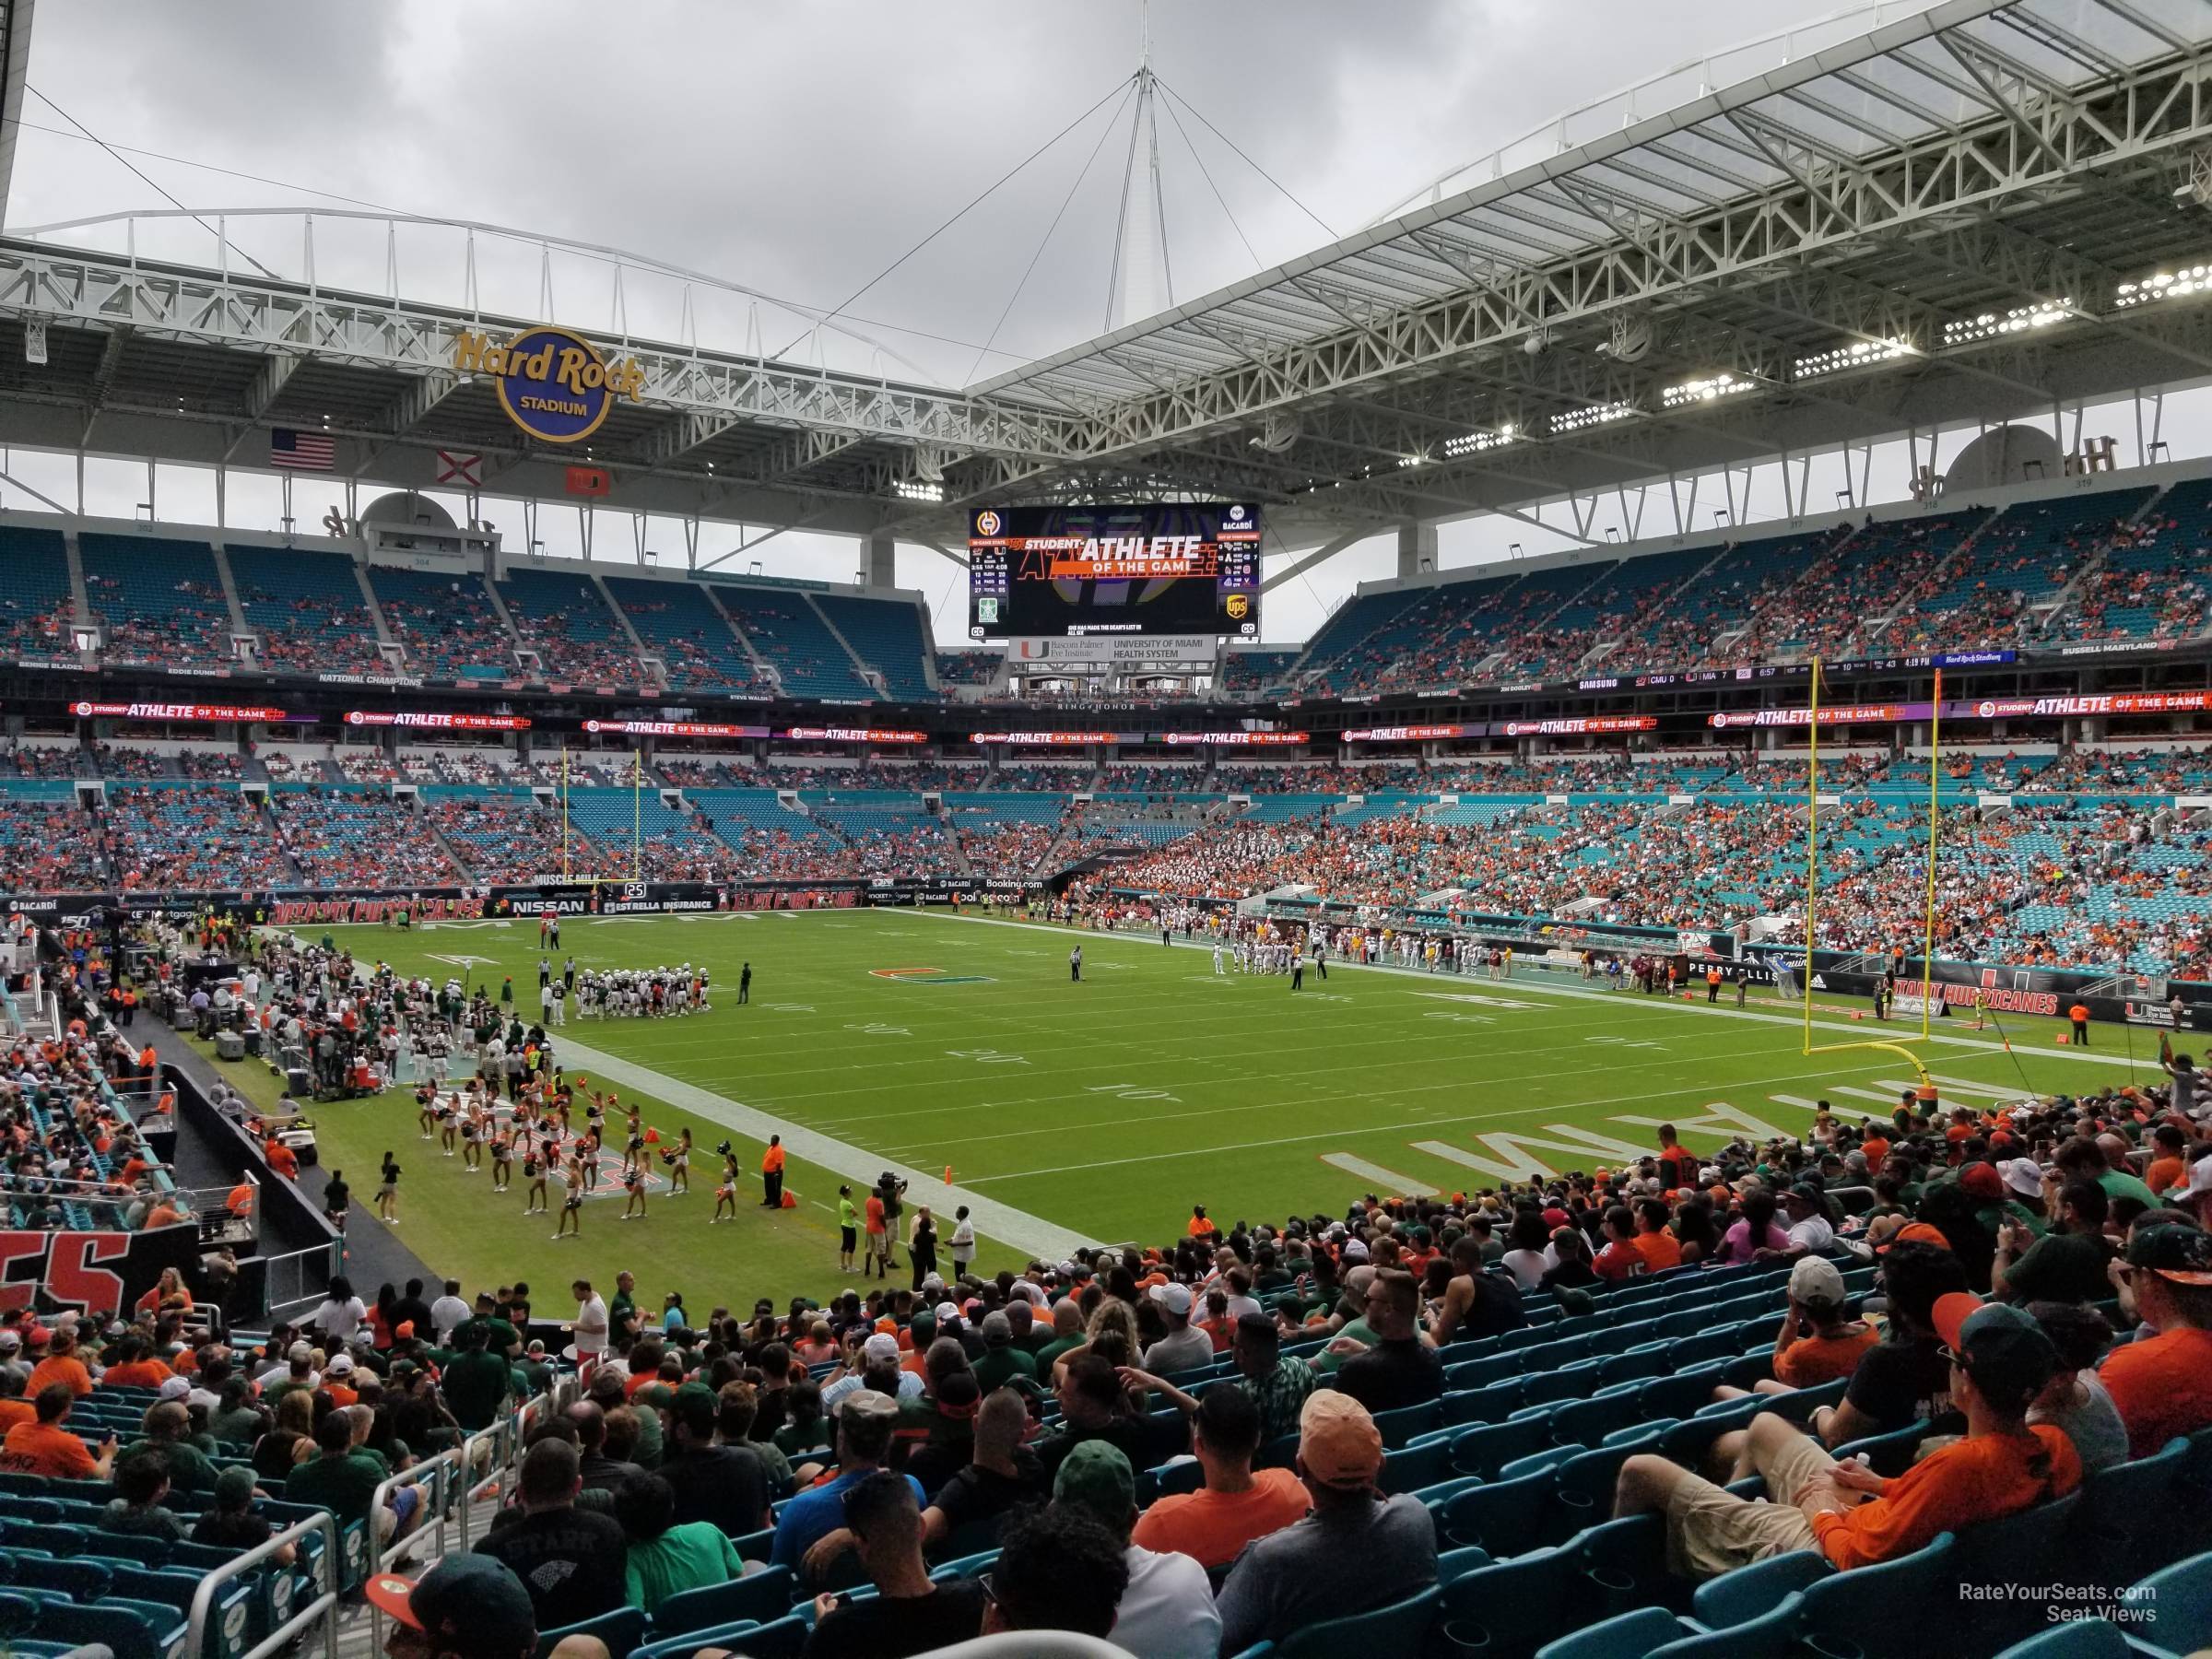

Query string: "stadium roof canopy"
[[0, 0, 2209, 554]]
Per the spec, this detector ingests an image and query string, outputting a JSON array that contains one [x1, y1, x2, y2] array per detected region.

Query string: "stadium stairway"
[[696, 582, 775, 683], [352, 562, 399, 652], [207, 544, 250, 641], [2035, 479, 2183, 641], [800, 593, 882, 700], [61, 526, 90, 653]]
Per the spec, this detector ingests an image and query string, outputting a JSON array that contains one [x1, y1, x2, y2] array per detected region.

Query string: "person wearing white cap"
[[821, 1332, 922, 1409], [1142, 1283, 1213, 1376]]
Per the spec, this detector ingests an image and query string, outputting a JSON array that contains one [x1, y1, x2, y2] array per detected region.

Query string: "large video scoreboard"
[[968, 503, 1261, 641]]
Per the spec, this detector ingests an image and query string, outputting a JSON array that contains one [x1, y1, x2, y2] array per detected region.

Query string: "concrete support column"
[[1396, 522, 1437, 581], [863, 531, 897, 590]]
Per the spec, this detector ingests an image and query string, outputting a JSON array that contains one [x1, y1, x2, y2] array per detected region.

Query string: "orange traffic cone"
[[780, 1190, 798, 1209], [944, 1165, 954, 1185], [1851, 1011, 1864, 1021], [2056, 1033, 2071, 1044], [643, 1127, 661, 1144]]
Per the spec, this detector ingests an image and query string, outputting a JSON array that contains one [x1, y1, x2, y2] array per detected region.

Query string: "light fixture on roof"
[[1549, 401, 1638, 435], [2114, 262, 2212, 309], [1442, 424, 1517, 458], [1794, 337, 1914, 381], [1940, 301, 2071, 347], [892, 478, 943, 503], [1661, 371, 1755, 409]]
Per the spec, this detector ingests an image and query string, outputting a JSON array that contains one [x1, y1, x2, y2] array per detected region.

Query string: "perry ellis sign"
[[453, 325, 648, 444]]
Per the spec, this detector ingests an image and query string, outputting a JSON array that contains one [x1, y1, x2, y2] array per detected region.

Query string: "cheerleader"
[[522, 1144, 548, 1214], [712, 1152, 741, 1224], [489, 1130, 513, 1194], [553, 1157, 585, 1239], [415, 1084, 438, 1142], [436, 1093, 458, 1159], [620, 1160, 648, 1220], [461, 1107, 486, 1174], [579, 1127, 603, 1191], [623, 1111, 645, 1175]]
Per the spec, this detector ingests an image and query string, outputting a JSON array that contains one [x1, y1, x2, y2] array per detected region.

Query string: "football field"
[[202, 908, 2139, 1310]]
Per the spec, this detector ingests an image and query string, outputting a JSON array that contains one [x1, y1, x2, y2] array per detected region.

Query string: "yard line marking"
[[902, 912, 2144, 1073], [1830, 1085, 1909, 1107], [550, 1035, 1092, 1261], [1321, 1154, 1438, 1194], [1926, 1074, 2036, 1101], [959, 1058, 1893, 1186]]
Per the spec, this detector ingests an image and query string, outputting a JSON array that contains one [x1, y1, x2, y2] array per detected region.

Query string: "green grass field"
[[199, 907, 2143, 1312]]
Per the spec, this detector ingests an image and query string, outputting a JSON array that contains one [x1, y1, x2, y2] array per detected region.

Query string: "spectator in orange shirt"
[[1632, 1200, 1682, 1274], [1592, 1206, 1646, 1282], [265, 1137, 299, 1182], [2099, 1220, 2212, 1457], [1614, 1292, 2078, 1576], [323, 1354, 360, 1409], [1188, 1206, 1214, 1240], [26, 1327, 95, 1398], [98, 1334, 175, 1390], [2144, 1125, 2192, 1195], [1132, 1384, 1309, 1570], [0, 1371, 32, 1433], [0, 1384, 116, 1479]]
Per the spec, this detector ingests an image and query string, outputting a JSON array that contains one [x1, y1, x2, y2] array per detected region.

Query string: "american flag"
[[270, 428, 335, 471]]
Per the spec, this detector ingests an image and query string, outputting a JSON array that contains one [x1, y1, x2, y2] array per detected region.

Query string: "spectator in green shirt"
[[615, 1471, 744, 1615], [287, 1409, 412, 1538], [1033, 1300, 1086, 1372], [2057, 1134, 2158, 1215], [440, 1323, 515, 1433], [117, 1400, 219, 1494], [512, 1339, 556, 1399], [971, 1312, 1038, 1392]]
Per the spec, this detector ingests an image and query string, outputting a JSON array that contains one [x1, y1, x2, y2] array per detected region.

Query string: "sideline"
[[900, 910, 2150, 1077], [549, 1035, 1095, 1262]]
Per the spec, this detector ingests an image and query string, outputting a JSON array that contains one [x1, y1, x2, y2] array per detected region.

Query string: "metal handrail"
[[184, 1507, 341, 1659], [364, 1451, 457, 1653]]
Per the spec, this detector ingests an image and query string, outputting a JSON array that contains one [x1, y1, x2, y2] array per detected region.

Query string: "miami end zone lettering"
[[0, 1231, 130, 1316]]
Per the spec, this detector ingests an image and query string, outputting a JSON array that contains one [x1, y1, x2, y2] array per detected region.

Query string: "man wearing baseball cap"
[[1051, 1439, 1218, 1659], [2098, 1218, 2212, 1456], [769, 1390, 918, 1569], [1141, 1282, 1212, 1375], [1614, 1288, 2078, 1576], [1216, 1390, 1437, 1653], [366, 1553, 535, 1659]]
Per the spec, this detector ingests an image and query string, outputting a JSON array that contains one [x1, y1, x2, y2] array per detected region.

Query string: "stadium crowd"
[[20, 1000, 2212, 1659]]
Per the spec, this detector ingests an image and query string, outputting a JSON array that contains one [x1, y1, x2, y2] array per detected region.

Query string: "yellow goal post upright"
[[1799, 656, 1940, 1089]]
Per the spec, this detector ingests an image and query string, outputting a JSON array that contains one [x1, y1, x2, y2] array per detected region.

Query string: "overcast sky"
[[17, 0, 2168, 652]]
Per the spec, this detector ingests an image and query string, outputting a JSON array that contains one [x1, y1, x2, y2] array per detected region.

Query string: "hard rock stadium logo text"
[[453, 326, 648, 444]]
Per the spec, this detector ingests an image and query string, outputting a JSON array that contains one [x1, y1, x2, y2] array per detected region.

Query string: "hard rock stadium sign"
[[453, 325, 649, 444]]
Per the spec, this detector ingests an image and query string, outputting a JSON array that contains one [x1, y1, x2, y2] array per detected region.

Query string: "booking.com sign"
[[453, 324, 647, 444]]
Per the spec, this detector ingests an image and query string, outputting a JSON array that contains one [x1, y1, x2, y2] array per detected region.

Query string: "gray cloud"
[[8, 0, 1930, 642]]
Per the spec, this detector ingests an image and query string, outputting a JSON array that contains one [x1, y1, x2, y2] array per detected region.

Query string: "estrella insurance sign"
[[453, 325, 647, 444]]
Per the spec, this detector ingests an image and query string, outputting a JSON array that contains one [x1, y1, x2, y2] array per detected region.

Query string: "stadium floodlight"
[[892, 479, 944, 503], [2114, 262, 2212, 309], [1660, 371, 1756, 409], [1793, 337, 1914, 381], [1548, 401, 1638, 435], [1441, 424, 1516, 458], [1940, 301, 2071, 347]]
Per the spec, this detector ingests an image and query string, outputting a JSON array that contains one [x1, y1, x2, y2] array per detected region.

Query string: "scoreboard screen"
[[968, 502, 1261, 640]]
